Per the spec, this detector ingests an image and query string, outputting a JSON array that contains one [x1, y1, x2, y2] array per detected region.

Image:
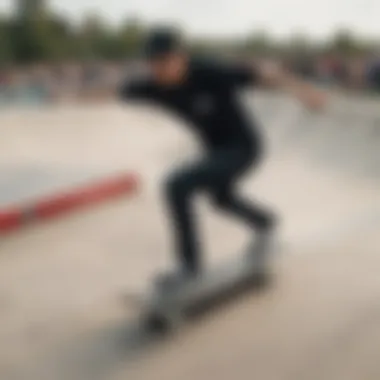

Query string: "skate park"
[[1, 90, 380, 379]]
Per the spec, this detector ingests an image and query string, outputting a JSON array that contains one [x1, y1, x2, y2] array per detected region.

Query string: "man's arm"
[[210, 58, 327, 110], [255, 60, 328, 110]]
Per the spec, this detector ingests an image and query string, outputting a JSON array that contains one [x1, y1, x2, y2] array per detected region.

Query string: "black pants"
[[164, 144, 273, 274]]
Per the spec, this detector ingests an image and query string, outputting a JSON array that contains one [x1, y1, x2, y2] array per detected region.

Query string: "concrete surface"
[[0, 91, 379, 380]]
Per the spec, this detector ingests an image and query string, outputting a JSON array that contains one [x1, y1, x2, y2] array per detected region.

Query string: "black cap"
[[143, 27, 183, 60]]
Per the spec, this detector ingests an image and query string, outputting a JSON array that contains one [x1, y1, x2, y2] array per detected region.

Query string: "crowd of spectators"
[[0, 61, 126, 105], [0, 53, 379, 106], [286, 53, 380, 91]]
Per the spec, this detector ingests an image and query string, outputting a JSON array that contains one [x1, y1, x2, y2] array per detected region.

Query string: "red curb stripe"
[[34, 174, 139, 218], [0, 173, 140, 234], [0, 210, 23, 233]]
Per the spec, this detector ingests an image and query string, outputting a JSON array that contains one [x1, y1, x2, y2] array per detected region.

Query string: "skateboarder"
[[91, 27, 326, 285]]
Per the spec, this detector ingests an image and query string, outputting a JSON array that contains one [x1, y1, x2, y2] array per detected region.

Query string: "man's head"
[[143, 27, 188, 85]]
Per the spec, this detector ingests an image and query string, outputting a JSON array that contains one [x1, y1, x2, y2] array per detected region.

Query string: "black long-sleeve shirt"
[[119, 57, 262, 152]]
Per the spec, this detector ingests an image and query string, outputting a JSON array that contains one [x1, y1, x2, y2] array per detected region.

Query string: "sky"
[[0, 0, 379, 40]]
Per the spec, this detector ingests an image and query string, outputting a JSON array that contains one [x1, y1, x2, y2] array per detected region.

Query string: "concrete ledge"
[[0, 172, 140, 234]]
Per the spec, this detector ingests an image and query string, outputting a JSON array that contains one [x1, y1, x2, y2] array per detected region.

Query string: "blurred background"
[[1, 1, 380, 380], [0, 0, 380, 105]]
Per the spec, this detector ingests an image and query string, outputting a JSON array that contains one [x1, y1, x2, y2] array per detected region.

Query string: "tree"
[[0, 14, 13, 63], [9, 7, 73, 63], [75, 12, 111, 59], [287, 31, 313, 55], [244, 31, 273, 55], [329, 29, 361, 56], [117, 17, 145, 58]]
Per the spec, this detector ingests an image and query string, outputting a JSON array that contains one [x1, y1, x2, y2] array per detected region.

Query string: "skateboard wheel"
[[142, 310, 183, 334], [251, 271, 273, 289]]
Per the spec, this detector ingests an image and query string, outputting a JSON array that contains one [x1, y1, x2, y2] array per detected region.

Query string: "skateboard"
[[127, 253, 273, 335]]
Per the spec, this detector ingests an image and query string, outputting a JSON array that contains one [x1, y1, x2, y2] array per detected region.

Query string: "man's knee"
[[211, 188, 232, 208]]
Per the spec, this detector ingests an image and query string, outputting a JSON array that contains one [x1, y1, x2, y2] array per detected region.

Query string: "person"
[[367, 55, 380, 92], [84, 27, 327, 285]]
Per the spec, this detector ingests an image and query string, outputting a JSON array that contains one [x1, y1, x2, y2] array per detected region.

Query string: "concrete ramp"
[[123, 227, 380, 380], [0, 93, 379, 380]]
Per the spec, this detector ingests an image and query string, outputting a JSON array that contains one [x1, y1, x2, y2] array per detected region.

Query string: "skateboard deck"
[[131, 253, 273, 334]]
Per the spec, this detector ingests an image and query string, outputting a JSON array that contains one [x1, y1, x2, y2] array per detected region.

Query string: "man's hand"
[[256, 60, 328, 111]]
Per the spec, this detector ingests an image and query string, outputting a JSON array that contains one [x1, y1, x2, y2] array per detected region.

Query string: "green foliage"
[[1, 9, 147, 64], [0, 7, 378, 65], [327, 29, 367, 57], [9, 12, 72, 62], [244, 31, 273, 55], [117, 17, 145, 58], [0, 14, 13, 63]]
